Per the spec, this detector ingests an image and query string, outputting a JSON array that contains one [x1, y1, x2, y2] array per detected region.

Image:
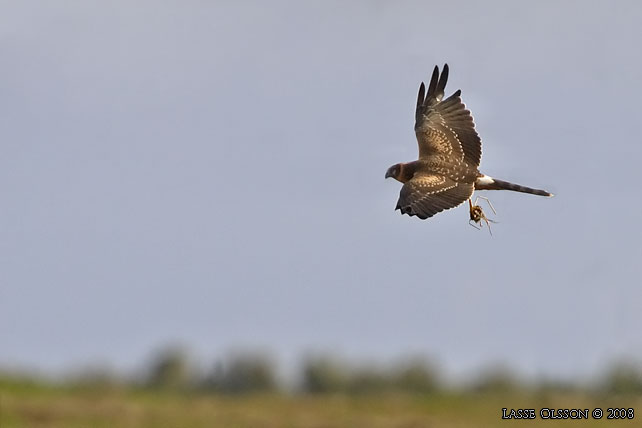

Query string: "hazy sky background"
[[2, 1, 642, 381]]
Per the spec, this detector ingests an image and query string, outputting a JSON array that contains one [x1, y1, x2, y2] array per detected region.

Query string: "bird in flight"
[[385, 64, 553, 220]]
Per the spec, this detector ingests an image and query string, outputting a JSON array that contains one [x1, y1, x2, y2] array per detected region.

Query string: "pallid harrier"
[[386, 64, 552, 220]]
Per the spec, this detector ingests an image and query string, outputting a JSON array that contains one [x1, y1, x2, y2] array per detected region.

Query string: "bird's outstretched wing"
[[396, 173, 474, 219], [415, 64, 482, 167]]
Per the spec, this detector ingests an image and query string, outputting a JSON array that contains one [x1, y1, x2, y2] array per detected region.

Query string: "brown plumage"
[[385, 64, 553, 220]]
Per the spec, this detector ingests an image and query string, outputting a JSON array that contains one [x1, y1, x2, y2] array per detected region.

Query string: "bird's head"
[[385, 163, 403, 182]]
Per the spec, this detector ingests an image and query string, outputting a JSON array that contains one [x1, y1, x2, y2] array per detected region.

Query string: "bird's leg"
[[473, 195, 498, 224], [474, 196, 497, 215], [468, 198, 483, 223], [482, 215, 493, 236], [468, 195, 497, 235]]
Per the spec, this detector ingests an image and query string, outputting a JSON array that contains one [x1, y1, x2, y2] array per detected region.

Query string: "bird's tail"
[[475, 175, 553, 197]]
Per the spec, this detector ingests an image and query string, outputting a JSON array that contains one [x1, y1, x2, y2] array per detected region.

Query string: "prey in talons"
[[468, 195, 497, 235]]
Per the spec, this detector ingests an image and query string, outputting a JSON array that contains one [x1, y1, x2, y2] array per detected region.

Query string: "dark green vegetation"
[[2, 351, 641, 427]]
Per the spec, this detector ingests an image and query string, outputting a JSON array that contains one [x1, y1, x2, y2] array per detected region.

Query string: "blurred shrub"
[[469, 364, 521, 393], [145, 347, 192, 391], [300, 356, 349, 393], [348, 366, 389, 394], [301, 356, 439, 395], [534, 378, 578, 395], [600, 360, 642, 394], [391, 358, 440, 393], [204, 352, 278, 394]]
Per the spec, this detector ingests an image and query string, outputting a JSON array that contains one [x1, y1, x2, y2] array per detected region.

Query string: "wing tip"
[[435, 63, 449, 100], [416, 82, 426, 106]]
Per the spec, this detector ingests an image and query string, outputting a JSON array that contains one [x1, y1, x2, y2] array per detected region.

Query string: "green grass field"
[[2, 382, 640, 428]]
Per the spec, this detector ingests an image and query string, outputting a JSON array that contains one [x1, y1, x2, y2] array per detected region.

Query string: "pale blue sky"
[[2, 1, 642, 380]]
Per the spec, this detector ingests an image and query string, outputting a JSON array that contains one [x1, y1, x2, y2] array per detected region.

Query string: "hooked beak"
[[385, 169, 394, 179]]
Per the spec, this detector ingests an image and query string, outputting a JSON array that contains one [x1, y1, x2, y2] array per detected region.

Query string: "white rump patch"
[[476, 175, 495, 186]]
